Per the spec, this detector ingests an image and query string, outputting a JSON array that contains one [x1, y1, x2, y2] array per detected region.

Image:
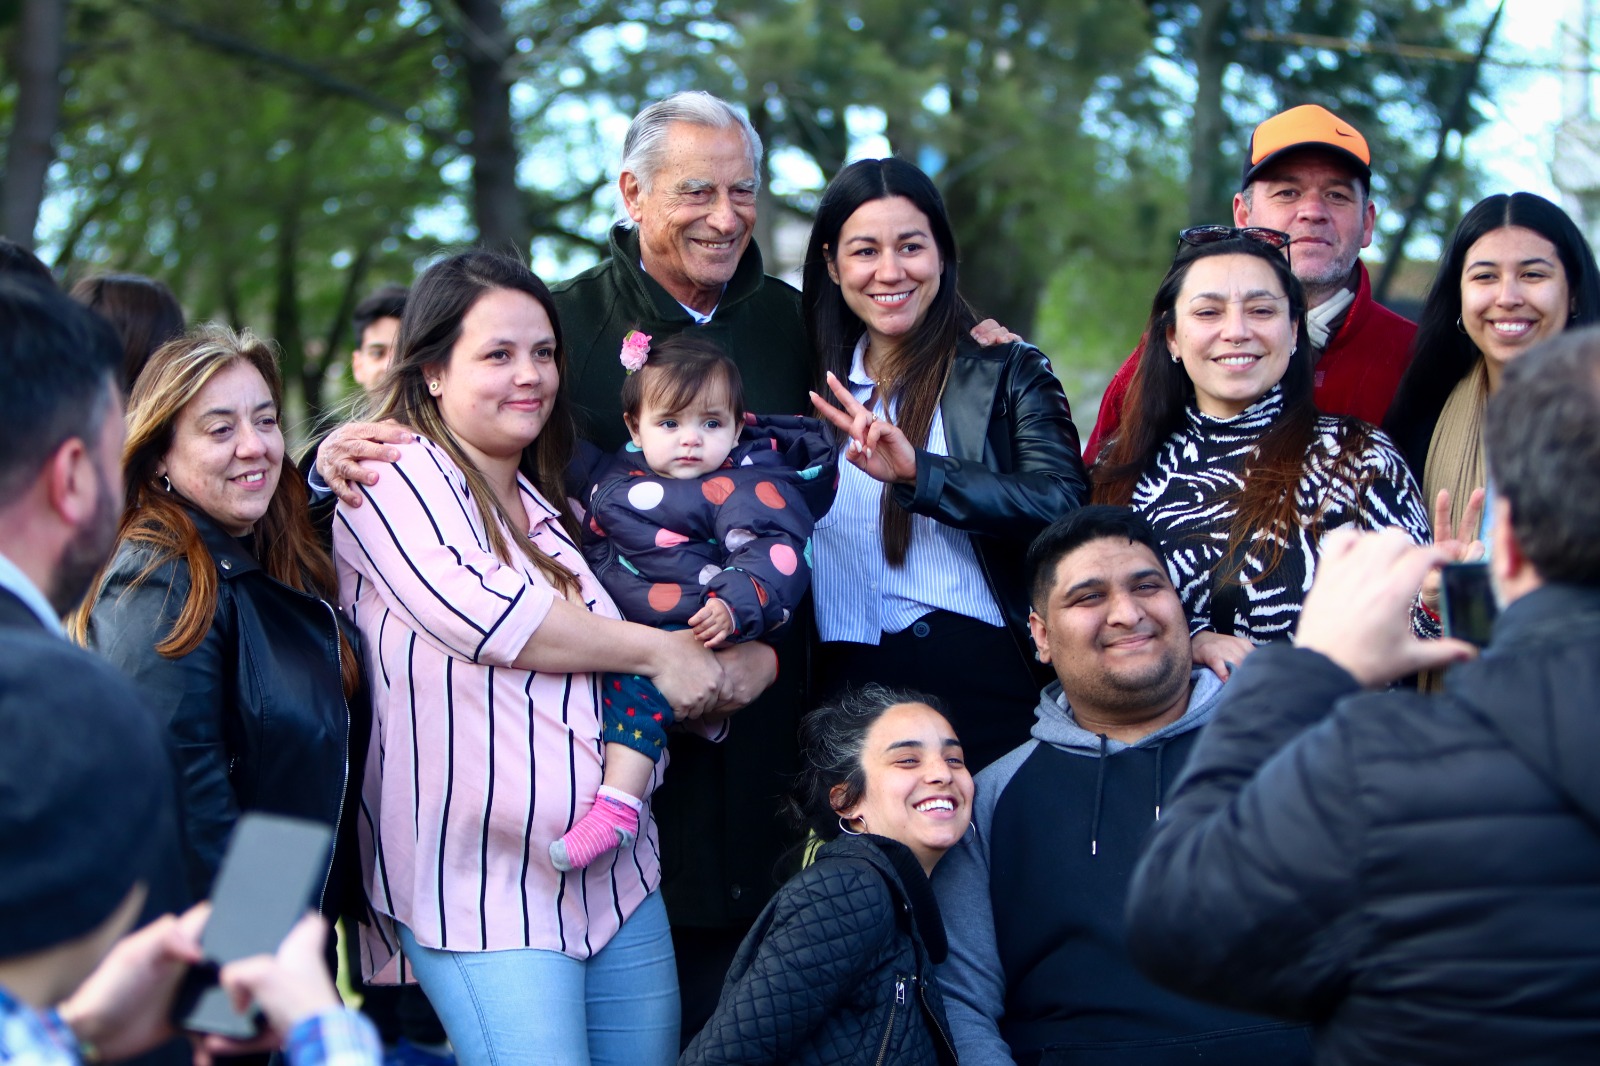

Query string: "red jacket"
[[1084, 262, 1416, 461]]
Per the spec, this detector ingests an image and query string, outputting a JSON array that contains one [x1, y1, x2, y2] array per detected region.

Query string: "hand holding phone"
[[1440, 562, 1499, 647], [173, 813, 332, 1038]]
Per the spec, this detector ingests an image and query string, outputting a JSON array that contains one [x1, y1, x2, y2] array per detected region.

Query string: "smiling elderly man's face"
[[620, 121, 758, 315]]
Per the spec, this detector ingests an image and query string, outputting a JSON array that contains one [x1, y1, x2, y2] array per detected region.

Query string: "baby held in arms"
[[551, 330, 832, 870]]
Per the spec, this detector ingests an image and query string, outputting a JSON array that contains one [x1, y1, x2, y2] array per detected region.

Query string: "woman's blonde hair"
[[371, 250, 580, 597], [70, 325, 359, 695]]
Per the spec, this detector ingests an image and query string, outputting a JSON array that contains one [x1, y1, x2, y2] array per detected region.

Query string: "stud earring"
[[428, 380, 440, 394]]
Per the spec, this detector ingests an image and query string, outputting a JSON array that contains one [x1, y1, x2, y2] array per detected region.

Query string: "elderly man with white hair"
[[554, 91, 813, 449], [547, 92, 815, 1043]]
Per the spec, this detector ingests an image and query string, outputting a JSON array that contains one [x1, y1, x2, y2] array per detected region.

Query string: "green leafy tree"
[[43, 0, 451, 429]]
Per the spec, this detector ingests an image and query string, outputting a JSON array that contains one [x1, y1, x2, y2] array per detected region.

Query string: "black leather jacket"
[[85, 507, 360, 916], [889, 337, 1087, 669], [682, 834, 959, 1066]]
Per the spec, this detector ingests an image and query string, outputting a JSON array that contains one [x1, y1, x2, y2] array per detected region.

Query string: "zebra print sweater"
[[1131, 386, 1430, 644]]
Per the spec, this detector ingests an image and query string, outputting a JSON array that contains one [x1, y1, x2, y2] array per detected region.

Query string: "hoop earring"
[[160, 475, 172, 493], [837, 814, 865, 837], [1456, 316, 1466, 334]]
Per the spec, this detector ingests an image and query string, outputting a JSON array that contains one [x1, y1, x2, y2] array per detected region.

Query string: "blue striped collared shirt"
[[812, 338, 1003, 644]]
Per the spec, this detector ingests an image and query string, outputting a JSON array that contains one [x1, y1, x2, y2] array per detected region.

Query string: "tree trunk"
[[2, 0, 68, 246], [1186, 0, 1231, 227], [749, 100, 778, 273], [452, 0, 527, 254], [941, 170, 1041, 338], [317, 241, 375, 409], [273, 212, 308, 414]]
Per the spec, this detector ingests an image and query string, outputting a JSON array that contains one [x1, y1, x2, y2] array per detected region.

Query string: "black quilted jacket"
[[681, 834, 959, 1066]]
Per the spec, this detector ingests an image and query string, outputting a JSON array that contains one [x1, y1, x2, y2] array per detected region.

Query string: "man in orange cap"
[[1084, 104, 1416, 459]]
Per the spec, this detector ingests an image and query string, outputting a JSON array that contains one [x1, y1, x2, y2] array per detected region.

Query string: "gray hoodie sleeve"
[[932, 742, 1036, 1066]]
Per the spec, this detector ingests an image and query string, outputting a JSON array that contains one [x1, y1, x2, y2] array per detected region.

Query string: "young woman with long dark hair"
[[803, 157, 1087, 772], [1383, 192, 1600, 583]]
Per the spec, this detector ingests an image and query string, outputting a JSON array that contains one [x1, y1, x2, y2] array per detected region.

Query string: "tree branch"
[[123, 0, 458, 146]]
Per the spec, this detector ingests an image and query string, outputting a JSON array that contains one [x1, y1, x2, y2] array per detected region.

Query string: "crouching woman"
[[681, 684, 967, 1065]]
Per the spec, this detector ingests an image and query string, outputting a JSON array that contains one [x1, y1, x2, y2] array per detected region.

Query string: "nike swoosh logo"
[[1335, 128, 1356, 138]]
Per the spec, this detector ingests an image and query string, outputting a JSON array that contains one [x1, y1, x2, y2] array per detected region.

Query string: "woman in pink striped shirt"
[[334, 252, 722, 1065]]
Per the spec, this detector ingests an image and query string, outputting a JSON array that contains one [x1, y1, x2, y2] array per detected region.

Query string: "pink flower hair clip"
[[619, 330, 652, 374]]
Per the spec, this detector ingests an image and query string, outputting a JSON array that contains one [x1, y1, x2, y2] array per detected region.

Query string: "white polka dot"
[[627, 481, 665, 511], [725, 528, 756, 551], [698, 564, 721, 586]]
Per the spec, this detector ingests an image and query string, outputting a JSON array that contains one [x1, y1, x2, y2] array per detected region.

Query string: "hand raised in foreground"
[[315, 420, 416, 508], [809, 372, 918, 486], [217, 914, 341, 1038], [57, 902, 209, 1062], [1295, 528, 1478, 688], [192, 913, 344, 1065]]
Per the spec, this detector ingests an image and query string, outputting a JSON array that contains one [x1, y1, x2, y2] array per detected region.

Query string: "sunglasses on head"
[[1178, 225, 1292, 254]]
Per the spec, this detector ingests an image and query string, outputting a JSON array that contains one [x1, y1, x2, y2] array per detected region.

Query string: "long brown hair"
[[69, 325, 359, 696], [1092, 236, 1377, 586], [802, 158, 977, 566], [372, 251, 580, 598]]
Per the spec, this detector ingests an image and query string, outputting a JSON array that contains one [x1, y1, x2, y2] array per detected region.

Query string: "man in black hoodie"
[[1126, 329, 1600, 1062], [933, 505, 1311, 1065]]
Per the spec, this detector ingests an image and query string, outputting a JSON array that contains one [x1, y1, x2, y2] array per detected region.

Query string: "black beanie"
[[0, 632, 172, 958]]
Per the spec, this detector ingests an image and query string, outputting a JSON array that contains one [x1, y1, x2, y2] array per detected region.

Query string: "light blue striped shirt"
[[812, 339, 1004, 644]]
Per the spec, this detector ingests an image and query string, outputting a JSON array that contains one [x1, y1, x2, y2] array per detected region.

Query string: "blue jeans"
[[397, 892, 679, 1066]]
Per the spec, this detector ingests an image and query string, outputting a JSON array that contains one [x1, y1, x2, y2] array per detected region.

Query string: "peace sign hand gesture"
[[809, 371, 919, 485], [1420, 487, 1487, 614]]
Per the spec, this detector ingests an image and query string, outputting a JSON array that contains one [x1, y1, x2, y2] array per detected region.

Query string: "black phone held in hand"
[[1440, 561, 1498, 648], [170, 813, 332, 1038]]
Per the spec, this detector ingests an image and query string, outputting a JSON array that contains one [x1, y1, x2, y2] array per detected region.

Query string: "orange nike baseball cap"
[[1242, 104, 1371, 189]]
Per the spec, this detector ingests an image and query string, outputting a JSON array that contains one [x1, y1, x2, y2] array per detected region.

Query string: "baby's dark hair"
[[620, 331, 746, 425], [785, 683, 945, 842]]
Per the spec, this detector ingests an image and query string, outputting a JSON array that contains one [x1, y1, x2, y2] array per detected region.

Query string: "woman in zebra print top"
[[1092, 229, 1430, 674]]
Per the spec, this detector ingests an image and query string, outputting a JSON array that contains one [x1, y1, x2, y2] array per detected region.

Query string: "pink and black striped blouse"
[[334, 436, 661, 980]]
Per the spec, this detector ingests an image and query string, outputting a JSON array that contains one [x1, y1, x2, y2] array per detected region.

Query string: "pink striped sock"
[[549, 790, 640, 871]]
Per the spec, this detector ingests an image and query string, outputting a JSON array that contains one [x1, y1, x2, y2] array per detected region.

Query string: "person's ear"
[[46, 438, 96, 529], [1232, 192, 1251, 228], [619, 172, 646, 224], [1027, 608, 1053, 665], [1360, 197, 1377, 249], [824, 245, 840, 286], [829, 781, 853, 818], [624, 414, 644, 450]]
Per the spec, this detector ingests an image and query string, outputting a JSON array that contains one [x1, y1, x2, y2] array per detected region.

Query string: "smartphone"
[[1440, 561, 1498, 647], [174, 813, 333, 1038]]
